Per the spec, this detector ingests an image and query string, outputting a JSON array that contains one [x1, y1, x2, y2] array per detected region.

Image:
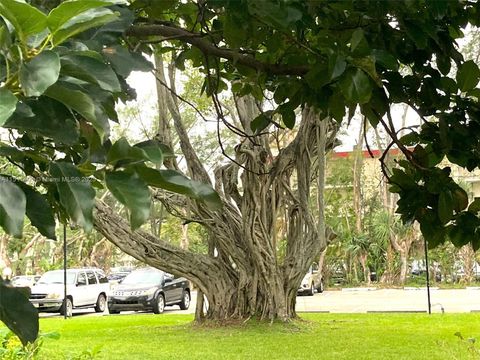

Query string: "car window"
[[122, 269, 163, 285], [86, 271, 97, 285], [77, 272, 87, 286], [38, 271, 76, 285], [96, 271, 108, 284]]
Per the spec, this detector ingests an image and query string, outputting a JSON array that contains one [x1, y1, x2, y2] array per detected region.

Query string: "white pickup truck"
[[29, 268, 109, 317]]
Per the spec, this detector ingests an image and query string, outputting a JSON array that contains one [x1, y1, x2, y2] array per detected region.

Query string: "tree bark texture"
[[459, 244, 475, 283], [93, 59, 338, 320]]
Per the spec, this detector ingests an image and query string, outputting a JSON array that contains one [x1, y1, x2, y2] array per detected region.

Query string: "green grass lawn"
[[28, 313, 480, 359]]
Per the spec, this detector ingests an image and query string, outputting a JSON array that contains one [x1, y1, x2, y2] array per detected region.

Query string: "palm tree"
[[345, 233, 372, 284], [369, 210, 419, 284]]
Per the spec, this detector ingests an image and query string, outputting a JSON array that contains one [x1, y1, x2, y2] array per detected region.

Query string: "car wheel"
[[108, 306, 120, 314], [317, 280, 324, 293], [95, 294, 106, 313], [60, 298, 73, 317], [179, 290, 190, 310], [308, 284, 315, 296], [153, 294, 165, 314]]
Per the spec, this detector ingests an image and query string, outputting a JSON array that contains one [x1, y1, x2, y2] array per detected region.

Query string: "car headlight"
[[137, 287, 157, 296], [45, 293, 61, 299], [142, 287, 157, 296]]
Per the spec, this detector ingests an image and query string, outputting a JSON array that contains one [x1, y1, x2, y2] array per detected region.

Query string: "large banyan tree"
[[95, 74, 338, 320], [1, 0, 480, 340]]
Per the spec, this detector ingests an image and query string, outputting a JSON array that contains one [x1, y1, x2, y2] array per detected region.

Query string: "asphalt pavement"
[[295, 288, 480, 313], [40, 288, 480, 318]]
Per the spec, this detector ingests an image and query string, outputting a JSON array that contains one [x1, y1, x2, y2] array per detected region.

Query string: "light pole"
[[423, 238, 431, 314], [63, 223, 67, 319]]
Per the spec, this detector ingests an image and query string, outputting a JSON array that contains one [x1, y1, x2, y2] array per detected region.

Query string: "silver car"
[[29, 268, 110, 317]]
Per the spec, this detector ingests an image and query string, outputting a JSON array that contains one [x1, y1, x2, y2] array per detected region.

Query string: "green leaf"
[[16, 182, 56, 240], [89, 4, 133, 38], [248, 2, 301, 29], [134, 140, 164, 165], [339, 68, 372, 104], [78, 122, 107, 164], [0, 88, 17, 126], [0, 145, 23, 161], [4, 100, 79, 145], [328, 54, 346, 80], [0, 0, 47, 43], [136, 167, 222, 210], [0, 279, 39, 346], [105, 171, 150, 230], [420, 219, 446, 248], [49, 162, 95, 232], [223, 14, 245, 48], [372, 49, 398, 71], [400, 131, 421, 146], [436, 55, 451, 76], [52, 8, 119, 46], [102, 45, 153, 77], [472, 234, 480, 252], [328, 94, 345, 122], [404, 20, 428, 49], [468, 197, 480, 214], [44, 83, 107, 140], [27, 27, 49, 48], [250, 114, 270, 133], [440, 77, 458, 94], [280, 108, 295, 129], [60, 54, 121, 92], [447, 224, 467, 247], [0, 144, 48, 164], [20, 51, 60, 97], [277, 103, 296, 129], [107, 137, 150, 166], [456, 60, 480, 92], [47, 0, 116, 33], [305, 63, 330, 90], [438, 190, 454, 224], [360, 87, 388, 127], [448, 213, 479, 247], [0, 17, 11, 51], [452, 187, 468, 212], [0, 178, 26, 237], [350, 56, 382, 87], [350, 28, 369, 55], [390, 168, 416, 190]]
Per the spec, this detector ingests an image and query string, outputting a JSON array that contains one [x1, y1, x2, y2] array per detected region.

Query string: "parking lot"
[[296, 288, 480, 313], [39, 288, 480, 318]]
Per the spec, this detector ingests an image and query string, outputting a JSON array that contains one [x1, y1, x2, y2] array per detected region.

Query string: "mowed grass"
[[32, 313, 480, 359]]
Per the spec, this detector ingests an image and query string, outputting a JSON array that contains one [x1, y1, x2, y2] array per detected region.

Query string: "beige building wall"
[[330, 149, 480, 200]]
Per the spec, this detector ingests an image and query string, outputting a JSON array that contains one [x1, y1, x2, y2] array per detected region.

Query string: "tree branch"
[[127, 24, 309, 76], [94, 200, 217, 290], [155, 55, 212, 184]]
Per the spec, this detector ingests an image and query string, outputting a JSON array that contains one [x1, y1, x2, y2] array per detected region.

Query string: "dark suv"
[[107, 267, 190, 314]]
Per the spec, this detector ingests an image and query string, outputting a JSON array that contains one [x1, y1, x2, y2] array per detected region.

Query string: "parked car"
[[108, 267, 190, 314], [29, 268, 109, 317], [298, 264, 324, 296], [107, 271, 130, 284], [11, 275, 41, 287]]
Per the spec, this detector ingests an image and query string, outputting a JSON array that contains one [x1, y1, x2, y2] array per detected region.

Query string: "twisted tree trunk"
[[93, 56, 337, 321]]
